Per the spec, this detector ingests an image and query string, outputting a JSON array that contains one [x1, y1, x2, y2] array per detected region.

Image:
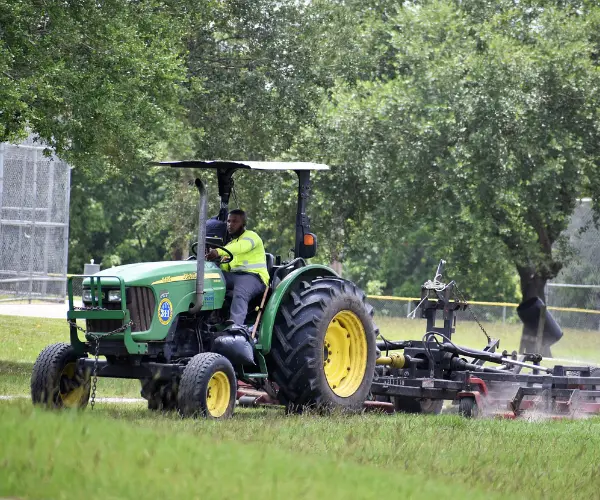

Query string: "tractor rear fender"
[[257, 264, 338, 354]]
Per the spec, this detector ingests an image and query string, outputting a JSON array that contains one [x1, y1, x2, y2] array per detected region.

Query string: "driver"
[[205, 209, 269, 330]]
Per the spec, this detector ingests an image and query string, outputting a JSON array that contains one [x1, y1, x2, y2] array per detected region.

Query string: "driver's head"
[[227, 209, 246, 238]]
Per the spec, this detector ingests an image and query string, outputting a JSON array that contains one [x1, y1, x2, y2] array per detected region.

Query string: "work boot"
[[225, 322, 251, 337]]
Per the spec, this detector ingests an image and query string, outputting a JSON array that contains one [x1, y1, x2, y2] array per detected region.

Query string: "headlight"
[[107, 290, 122, 302], [82, 289, 92, 302]]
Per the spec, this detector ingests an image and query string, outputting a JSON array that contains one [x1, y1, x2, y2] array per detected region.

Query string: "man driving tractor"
[[205, 209, 268, 330]]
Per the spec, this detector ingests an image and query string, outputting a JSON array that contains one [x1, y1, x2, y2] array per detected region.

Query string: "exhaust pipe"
[[189, 178, 207, 314]]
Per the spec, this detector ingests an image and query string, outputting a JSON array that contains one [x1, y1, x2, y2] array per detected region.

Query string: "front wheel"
[[458, 396, 480, 418], [178, 353, 236, 419], [269, 277, 377, 411], [31, 342, 90, 409]]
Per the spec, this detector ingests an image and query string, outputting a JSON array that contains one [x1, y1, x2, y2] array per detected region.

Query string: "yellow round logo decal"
[[158, 298, 173, 325]]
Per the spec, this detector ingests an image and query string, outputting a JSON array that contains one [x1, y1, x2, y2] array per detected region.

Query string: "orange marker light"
[[303, 234, 315, 246]]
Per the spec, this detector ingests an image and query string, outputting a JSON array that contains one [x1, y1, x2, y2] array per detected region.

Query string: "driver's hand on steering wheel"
[[205, 248, 220, 261]]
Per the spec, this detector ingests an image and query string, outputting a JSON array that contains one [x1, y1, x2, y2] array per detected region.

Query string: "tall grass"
[[0, 401, 507, 500]]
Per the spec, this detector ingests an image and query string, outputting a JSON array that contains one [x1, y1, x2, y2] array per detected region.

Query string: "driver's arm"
[[216, 235, 256, 258]]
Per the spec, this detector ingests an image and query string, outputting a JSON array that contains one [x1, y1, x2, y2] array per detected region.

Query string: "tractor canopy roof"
[[154, 160, 329, 171], [154, 159, 325, 259]]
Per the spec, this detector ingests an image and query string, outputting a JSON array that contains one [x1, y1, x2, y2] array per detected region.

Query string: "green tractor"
[[31, 161, 378, 418]]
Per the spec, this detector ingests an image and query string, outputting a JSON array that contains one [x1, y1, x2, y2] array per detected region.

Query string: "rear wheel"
[[31, 342, 90, 409], [269, 277, 377, 411], [178, 353, 236, 419]]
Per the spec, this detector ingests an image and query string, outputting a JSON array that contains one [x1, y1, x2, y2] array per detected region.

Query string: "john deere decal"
[[158, 297, 173, 325]]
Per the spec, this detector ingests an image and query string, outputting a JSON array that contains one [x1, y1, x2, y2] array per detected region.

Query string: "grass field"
[[0, 316, 141, 398], [2, 314, 600, 499]]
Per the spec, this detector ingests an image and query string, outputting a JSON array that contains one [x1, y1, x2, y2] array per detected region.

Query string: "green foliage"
[[6, 0, 600, 301], [69, 167, 170, 271], [0, 0, 193, 169], [310, 0, 600, 300]]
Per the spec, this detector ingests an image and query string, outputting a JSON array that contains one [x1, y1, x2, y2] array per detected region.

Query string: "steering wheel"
[[191, 241, 234, 262]]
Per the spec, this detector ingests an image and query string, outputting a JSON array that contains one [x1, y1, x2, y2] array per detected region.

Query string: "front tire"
[[178, 353, 236, 419], [458, 396, 480, 418], [269, 277, 377, 411], [31, 342, 90, 409]]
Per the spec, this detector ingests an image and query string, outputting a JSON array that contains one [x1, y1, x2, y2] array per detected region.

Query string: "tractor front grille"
[[128, 286, 155, 332], [86, 287, 155, 334]]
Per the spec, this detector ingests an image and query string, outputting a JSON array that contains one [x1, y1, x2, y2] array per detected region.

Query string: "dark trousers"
[[223, 272, 266, 325]]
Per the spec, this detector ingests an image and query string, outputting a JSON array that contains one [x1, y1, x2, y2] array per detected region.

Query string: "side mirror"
[[298, 232, 317, 259]]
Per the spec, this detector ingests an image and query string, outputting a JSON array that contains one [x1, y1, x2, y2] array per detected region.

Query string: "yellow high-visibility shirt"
[[216, 229, 269, 285]]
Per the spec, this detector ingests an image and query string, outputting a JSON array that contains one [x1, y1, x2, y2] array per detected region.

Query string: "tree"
[[312, 0, 600, 303], [0, 0, 193, 170], [134, 0, 365, 260]]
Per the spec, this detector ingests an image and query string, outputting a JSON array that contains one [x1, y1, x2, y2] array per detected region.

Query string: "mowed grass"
[[2, 315, 600, 498], [1, 400, 600, 500], [0, 402, 506, 500]]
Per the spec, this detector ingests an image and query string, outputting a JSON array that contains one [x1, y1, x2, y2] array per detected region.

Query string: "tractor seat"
[[265, 252, 275, 280]]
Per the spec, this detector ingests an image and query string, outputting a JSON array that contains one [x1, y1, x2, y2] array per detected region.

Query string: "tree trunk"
[[516, 265, 558, 357], [517, 265, 547, 303], [330, 259, 343, 277]]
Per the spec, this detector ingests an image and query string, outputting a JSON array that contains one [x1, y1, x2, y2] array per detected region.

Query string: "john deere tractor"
[[31, 161, 377, 418]]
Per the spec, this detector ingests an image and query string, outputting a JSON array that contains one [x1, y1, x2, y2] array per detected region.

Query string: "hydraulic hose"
[[441, 342, 552, 373]]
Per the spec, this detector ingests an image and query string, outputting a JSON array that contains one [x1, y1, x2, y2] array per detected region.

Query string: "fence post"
[[18, 152, 27, 301], [27, 152, 39, 303], [62, 165, 72, 300], [502, 305, 506, 323]]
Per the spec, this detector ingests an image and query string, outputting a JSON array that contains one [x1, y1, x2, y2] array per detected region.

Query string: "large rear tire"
[[31, 342, 90, 409], [269, 277, 377, 411], [178, 353, 236, 419]]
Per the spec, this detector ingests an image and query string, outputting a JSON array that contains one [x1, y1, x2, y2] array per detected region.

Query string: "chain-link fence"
[[0, 136, 71, 302], [545, 199, 600, 331]]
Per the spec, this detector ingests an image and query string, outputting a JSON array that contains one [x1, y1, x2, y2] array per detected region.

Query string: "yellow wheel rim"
[[323, 310, 368, 397], [59, 362, 87, 408], [206, 371, 231, 418]]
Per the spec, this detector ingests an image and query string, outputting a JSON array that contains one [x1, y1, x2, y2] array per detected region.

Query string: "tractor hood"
[[83, 261, 220, 287]]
